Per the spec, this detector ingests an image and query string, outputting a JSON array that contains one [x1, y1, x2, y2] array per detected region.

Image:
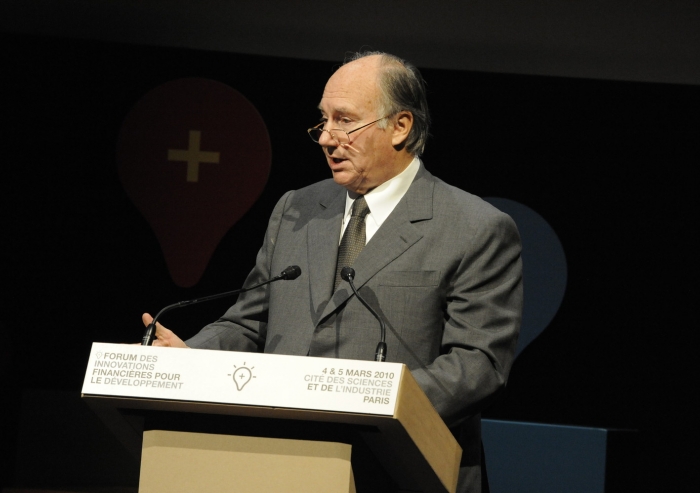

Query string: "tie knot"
[[351, 196, 370, 219]]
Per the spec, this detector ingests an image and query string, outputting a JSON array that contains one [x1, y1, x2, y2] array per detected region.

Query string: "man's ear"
[[391, 111, 413, 147]]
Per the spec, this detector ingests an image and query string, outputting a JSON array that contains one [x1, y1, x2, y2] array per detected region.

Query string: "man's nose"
[[318, 129, 336, 147], [317, 128, 337, 148]]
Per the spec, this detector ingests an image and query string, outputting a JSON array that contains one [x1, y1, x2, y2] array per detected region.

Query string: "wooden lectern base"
[[139, 430, 356, 493]]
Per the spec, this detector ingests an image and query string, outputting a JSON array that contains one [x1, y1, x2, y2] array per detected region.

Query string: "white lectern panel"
[[82, 343, 402, 415]]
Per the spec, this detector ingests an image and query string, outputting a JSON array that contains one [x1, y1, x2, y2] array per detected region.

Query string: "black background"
[[2, 32, 697, 491]]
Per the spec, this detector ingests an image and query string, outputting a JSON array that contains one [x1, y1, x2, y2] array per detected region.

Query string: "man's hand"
[[141, 313, 189, 348]]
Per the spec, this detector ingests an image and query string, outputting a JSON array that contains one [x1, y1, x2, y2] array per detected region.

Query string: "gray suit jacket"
[[187, 164, 523, 493]]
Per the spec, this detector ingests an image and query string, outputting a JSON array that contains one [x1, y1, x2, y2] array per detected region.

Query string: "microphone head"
[[280, 265, 302, 280], [340, 267, 355, 282]]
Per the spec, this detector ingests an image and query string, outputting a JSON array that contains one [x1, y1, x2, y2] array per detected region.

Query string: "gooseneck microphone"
[[340, 267, 387, 362], [141, 265, 302, 346]]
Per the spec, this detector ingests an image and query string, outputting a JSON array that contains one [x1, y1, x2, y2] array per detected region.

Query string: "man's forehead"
[[319, 85, 356, 103], [319, 73, 380, 115], [318, 97, 377, 118]]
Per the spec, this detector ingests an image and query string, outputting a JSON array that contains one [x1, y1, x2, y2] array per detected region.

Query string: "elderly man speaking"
[[143, 52, 523, 493]]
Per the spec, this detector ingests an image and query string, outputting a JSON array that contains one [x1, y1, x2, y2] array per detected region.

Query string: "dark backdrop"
[[2, 32, 697, 491]]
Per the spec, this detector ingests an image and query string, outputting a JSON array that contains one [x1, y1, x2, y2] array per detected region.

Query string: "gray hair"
[[345, 51, 431, 156]]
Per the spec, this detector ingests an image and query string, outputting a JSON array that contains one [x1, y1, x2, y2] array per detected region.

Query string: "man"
[[144, 52, 522, 493]]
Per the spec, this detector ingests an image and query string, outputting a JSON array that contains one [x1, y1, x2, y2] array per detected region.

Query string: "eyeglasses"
[[307, 116, 388, 146]]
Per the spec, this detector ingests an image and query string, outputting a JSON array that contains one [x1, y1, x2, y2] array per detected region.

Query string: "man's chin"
[[331, 169, 352, 185], [332, 171, 363, 193]]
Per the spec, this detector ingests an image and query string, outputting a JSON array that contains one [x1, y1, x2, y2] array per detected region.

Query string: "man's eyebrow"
[[316, 105, 356, 117]]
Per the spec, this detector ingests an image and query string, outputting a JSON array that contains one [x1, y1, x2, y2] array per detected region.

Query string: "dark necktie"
[[334, 195, 370, 290]]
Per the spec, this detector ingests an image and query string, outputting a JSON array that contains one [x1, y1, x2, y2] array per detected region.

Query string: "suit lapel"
[[318, 166, 435, 323], [307, 186, 346, 320]]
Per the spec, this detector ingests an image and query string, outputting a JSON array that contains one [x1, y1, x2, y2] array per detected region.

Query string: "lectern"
[[82, 343, 461, 493]]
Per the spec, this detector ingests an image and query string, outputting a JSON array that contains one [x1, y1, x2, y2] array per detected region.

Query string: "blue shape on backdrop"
[[484, 198, 567, 356]]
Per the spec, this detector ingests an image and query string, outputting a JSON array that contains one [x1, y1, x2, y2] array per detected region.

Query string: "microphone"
[[277, 265, 302, 280], [141, 265, 302, 346], [341, 267, 387, 362]]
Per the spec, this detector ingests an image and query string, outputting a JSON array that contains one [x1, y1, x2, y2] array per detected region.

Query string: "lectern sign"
[[82, 343, 403, 416]]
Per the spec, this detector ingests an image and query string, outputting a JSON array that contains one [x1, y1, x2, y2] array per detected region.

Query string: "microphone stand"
[[341, 267, 387, 362]]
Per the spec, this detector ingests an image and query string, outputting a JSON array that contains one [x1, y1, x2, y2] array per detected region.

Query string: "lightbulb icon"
[[117, 78, 271, 287], [232, 364, 253, 391]]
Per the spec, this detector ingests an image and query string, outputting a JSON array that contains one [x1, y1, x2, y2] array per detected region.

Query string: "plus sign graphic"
[[117, 78, 271, 287], [168, 130, 220, 182]]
